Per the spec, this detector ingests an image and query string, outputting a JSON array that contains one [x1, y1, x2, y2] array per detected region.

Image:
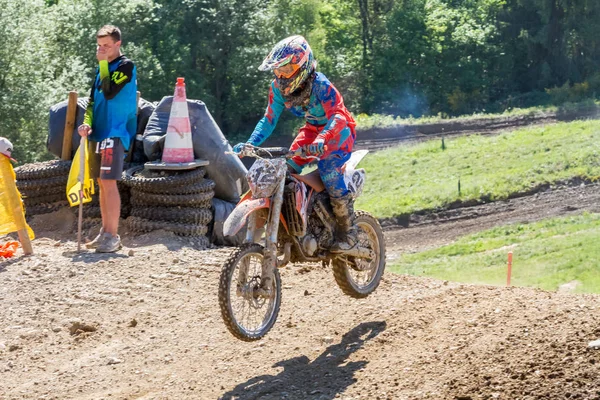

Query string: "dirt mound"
[[0, 236, 598, 399], [27, 207, 75, 236], [2, 157, 600, 399]]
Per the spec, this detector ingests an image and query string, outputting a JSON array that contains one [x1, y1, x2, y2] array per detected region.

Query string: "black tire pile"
[[14, 159, 132, 231], [122, 165, 215, 245], [80, 180, 131, 230], [15, 160, 71, 216]]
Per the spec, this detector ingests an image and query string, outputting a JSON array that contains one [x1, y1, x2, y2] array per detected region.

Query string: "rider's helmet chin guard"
[[259, 35, 316, 96]]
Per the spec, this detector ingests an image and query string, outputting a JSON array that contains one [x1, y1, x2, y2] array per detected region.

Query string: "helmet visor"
[[274, 63, 300, 79]]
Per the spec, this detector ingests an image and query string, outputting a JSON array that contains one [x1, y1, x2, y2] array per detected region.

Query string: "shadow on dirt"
[[220, 320, 387, 400], [62, 250, 129, 263], [0, 257, 23, 273], [120, 229, 211, 252]]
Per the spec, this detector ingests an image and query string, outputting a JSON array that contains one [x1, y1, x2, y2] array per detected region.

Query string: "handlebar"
[[228, 144, 318, 160], [251, 146, 291, 158]]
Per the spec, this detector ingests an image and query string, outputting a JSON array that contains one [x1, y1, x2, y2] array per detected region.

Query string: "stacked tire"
[[14, 160, 71, 217], [123, 165, 214, 246], [74, 180, 131, 232], [119, 180, 132, 218], [14, 159, 132, 226], [81, 181, 130, 218], [78, 182, 100, 231]]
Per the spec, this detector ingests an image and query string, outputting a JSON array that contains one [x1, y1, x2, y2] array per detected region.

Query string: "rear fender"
[[342, 150, 368, 199], [345, 150, 369, 170]]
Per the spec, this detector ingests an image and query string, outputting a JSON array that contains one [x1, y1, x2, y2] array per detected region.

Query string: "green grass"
[[389, 213, 600, 294], [354, 100, 600, 130], [357, 119, 600, 218]]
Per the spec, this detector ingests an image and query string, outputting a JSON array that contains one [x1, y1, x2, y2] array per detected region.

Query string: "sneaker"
[[85, 228, 105, 249], [95, 233, 122, 253]]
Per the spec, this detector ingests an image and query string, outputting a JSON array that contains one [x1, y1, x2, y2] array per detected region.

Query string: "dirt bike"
[[218, 145, 386, 341]]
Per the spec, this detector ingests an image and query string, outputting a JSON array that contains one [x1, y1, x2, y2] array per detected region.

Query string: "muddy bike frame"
[[224, 145, 374, 295], [245, 166, 286, 291], [220, 145, 386, 341]]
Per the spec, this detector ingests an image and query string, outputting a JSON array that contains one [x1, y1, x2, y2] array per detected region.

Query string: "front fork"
[[242, 178, 286, 296], [262, 177, 286, 292]]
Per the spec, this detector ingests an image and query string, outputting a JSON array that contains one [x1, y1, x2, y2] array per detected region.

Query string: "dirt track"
[[3, 114, 600, 399], [1, 180, 600, 399]]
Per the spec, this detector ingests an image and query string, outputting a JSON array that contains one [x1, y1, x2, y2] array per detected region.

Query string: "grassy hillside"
[[357, 119, 600, 218], [389, 213, 600, 294]]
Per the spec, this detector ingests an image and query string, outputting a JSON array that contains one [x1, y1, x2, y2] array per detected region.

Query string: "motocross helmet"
[[259, 35, 316, 97]]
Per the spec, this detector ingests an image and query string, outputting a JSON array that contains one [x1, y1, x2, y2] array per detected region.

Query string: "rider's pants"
[[288, 123, 354, 198]]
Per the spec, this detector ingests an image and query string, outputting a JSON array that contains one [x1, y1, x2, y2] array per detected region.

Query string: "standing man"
[[78, 25, 137, 253]]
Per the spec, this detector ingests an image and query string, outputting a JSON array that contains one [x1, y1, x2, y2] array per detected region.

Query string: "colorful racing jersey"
[[83, 55, 137, 150], [248, 72, 356, 148]]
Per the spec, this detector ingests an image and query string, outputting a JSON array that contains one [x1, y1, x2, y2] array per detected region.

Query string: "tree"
[[2, 0, 600, 164]]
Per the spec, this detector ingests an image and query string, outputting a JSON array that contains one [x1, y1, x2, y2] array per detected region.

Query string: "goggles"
[[274, 62, 300, 79]]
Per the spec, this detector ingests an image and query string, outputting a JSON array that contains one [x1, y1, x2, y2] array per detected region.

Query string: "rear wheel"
[[332, 211, 386, 298], [218, 243, 281, 341]]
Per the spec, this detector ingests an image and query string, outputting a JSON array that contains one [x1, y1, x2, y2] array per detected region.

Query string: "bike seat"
[[291, 169, 325, 193]]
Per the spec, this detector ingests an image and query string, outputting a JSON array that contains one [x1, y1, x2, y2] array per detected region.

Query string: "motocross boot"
[[330, 194, 359, 253]]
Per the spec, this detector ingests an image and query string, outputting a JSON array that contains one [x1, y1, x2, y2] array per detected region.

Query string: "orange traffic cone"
[[145, 77, 208, 171], [162, 77, 194, 163]]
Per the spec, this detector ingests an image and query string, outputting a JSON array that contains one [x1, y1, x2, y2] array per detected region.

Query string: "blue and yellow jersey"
[[83, 55, 137, 150]]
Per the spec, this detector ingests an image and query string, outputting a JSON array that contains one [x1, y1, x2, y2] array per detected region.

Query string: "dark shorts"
[[89, 138, 125, 180]]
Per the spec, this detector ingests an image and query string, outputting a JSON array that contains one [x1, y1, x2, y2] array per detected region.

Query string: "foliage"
[[1, 0, 600, 163], [390, 212, 600, 293], [357, 120, 600, 218]]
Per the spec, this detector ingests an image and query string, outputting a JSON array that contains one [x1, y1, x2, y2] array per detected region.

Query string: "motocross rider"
[[233, 35, 358, 252]]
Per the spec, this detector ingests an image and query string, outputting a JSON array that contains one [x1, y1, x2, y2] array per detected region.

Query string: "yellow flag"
[[0, 156, 35, 240], [66, 140, 95, 207]]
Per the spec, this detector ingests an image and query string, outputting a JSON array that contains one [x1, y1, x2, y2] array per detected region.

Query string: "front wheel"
[[332, 211, 386, 298], [218, 243, 282, 341]]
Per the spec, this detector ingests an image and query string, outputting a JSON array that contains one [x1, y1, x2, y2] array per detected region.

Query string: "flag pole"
[[77, 137, 86, 252]]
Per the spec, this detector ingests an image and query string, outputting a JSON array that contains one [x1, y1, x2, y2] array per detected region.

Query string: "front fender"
[[224, 198, 271, 237]]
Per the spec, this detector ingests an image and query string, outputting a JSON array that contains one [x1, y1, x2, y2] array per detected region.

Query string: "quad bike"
[[218, 145, 386, 341]]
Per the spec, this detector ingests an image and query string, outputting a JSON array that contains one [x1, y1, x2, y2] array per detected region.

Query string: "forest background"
[[1, 0, 599, 163]]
